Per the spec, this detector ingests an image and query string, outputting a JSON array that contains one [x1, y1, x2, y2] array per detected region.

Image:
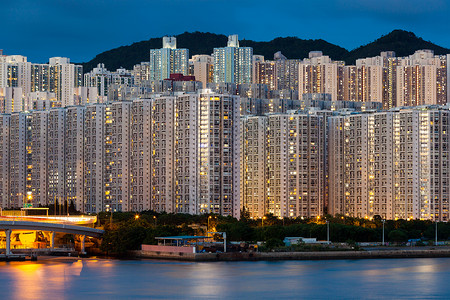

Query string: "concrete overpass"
[[0, 220, 104, 255]]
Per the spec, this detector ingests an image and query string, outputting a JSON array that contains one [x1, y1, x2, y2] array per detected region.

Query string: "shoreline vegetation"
[[94, 211, 450, 260]]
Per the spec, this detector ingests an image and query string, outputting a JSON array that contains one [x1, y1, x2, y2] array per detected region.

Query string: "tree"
[[240, 209, 251, 221], [264, 238, 284, 251], [388, 229, 408, 243], [216, 222, 255, 241]]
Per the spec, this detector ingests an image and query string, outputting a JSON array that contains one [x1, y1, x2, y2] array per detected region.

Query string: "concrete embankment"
[[0, 254, 28, 261], [130, 249, 450, 262]]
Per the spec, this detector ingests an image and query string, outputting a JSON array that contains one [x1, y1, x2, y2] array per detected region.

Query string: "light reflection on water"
[[1, 257, 450, 299]]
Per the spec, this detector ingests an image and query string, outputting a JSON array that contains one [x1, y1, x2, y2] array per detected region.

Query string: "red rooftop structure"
[[167, 73, 196, 81]]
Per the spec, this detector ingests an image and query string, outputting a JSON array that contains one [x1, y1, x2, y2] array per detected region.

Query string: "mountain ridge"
[[80, 30, 450, 72]]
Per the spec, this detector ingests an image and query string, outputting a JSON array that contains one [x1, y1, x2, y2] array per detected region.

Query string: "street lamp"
[[326, 220, 330, 243], [105, 204, 113, 229], [153, 215, 157, 226], [382, 219, 386, 246], [208, 215, 213, 231], [435, 220, 438, 246], [134, 214, 139, 220], [262, 216, 267, 227]]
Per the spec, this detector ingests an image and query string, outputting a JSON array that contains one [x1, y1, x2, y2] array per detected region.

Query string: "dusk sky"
[[2, 0, 450, 63]]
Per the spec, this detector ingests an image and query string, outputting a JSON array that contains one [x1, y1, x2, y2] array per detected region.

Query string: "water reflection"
[[1, 258, 450, 299], [1, 259, 84, 300]]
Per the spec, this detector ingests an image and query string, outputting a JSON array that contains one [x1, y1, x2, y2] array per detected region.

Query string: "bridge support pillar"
[[81, 235, 86, 254], [50, 231, 55, 249], [5, 229, 11, 255]]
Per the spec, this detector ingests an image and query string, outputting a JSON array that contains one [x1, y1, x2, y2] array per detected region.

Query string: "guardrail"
[[0, 215, 97, 225]]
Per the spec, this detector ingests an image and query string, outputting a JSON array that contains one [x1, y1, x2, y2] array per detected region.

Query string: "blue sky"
[[2, 0, 449, 63]]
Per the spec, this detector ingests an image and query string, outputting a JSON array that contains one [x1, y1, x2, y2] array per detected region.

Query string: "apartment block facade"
[[0, 91, 240, 217], [240, 111, 326, 219], [213, 35, 253, 85], [329, 107, 450, 221], [149, 37, 189, 81]]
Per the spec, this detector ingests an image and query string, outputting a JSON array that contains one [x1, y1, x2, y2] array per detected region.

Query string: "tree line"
[[97, 211, 450, 255]]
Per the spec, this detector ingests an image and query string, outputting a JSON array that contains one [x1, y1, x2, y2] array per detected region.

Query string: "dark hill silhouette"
[[345, 30, 450, 64], [80, 30, 450, 72]]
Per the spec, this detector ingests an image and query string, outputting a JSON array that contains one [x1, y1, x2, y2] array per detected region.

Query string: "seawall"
[[130, 248, 450, 262]]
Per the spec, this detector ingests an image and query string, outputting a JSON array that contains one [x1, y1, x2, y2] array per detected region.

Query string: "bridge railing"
[[0, 243, 76, 251], [0, 215, 97, 225]]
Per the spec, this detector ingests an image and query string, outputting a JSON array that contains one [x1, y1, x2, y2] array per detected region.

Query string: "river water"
[[1, 257, 450, 299]]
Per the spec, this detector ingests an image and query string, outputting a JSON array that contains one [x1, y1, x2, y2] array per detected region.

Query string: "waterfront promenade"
[[131, 246, 450, 262]]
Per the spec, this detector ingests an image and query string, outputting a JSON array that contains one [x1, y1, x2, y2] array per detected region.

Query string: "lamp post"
[[435, 220, 438, 246], [326, 220, 330, 243], [105, 204, 113, 229], [153, 215, 157, 226], [382, 219, 386, 246], [208, 215, 212, 231], [208, 231, 227, 253], [262, 216, 267, 227]]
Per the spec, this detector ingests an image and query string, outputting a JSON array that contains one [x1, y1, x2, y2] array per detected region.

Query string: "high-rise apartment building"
[[268, 112, 325, 218], [28, 91, 58, 111], [132, 62, 150, 87], [240, 116, 268, 218], [0, 87, 25, 113], [329, 107, 450, 221], [343, 64, 383, 103], [0, 114, 10, 208], [9, 112, 32, 208], [254, 61, 277, 91], [65, 106, 85, 210], [31, 110, 49, 206], [0, 55, 31, 96], [147, 91, 240, 216], [254, 53, 301, 93], [190, 55, 213, 88], [1, 54, 82, 109], [174, 94, 198, 214], [298, 52, 344, 101], [84, 104, 106, 213], [73, 87, 99, 106], [395, 50, 449, 107], [241, 110, 326, 219], [149, 37, 189, 81], [47, 108, 65, 206], [31, 63, 50, 94], [130, 99, 152, 212], [355, 50, 450, 108], [84, 63, 111, 101], [274, 52, 301, 91], [151, 95, 176, 213], [355, 51, 398, 108], [0, 89, 235, 216], [213, 35, 253, 85], [48, 57, 83, 107], [105, 101, 132, 212], [198, 90, 241, 217]]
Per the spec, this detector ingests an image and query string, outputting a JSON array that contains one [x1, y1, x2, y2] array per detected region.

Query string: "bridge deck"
[[0, 221, 104, 238]]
